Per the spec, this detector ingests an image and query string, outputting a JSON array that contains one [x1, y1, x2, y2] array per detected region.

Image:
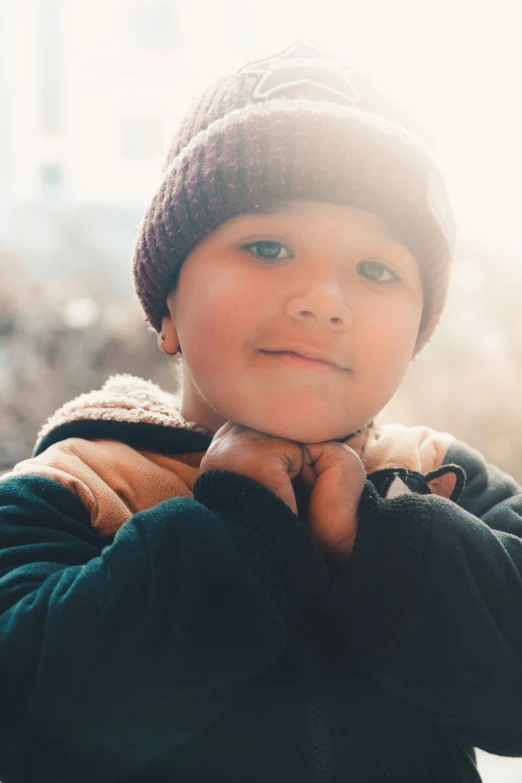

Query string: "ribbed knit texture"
[[193, 469, 329, 628], [132, 42, 455, 352], [325, 480, 433, 656]]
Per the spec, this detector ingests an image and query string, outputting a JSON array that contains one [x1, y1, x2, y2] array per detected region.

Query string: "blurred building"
[[0, 0, 256, 206], [0, 0, 260, 283]]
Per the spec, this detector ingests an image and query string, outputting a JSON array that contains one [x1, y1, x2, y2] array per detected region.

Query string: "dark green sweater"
[[1, 422, 522, 782]]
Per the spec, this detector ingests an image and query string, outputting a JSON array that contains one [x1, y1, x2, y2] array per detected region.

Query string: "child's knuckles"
[[340, 445, 365, 472], [342, 444, 364, 462], [212, 421, 238, 440]]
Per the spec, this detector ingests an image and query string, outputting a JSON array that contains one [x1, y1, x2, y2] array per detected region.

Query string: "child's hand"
[[199, 422, 304, 515], [300, 442, 366, 564]]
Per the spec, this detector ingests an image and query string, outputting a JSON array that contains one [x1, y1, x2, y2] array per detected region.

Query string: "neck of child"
[[179, 374, 227, 436]]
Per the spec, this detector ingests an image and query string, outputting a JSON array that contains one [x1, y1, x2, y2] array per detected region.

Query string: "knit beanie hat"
[[132, 40, 455, 351]]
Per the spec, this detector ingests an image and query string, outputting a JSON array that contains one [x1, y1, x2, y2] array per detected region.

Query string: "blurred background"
[[1, 0, 522, 779], [2, 0, 522, 477]]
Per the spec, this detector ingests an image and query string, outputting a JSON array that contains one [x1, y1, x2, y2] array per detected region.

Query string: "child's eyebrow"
[[238, 202, 294, 218]]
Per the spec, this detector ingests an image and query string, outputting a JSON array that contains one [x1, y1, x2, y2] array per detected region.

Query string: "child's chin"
[[242, 413, 355, 444]]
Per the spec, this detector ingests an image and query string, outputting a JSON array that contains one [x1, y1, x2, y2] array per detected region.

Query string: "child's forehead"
[[225, 199, 403, 244]]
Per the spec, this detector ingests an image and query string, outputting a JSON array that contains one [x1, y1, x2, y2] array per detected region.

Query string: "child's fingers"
[[298, 442, 362, 492], [211, 421, 238, 441], [301, 442, 366, 561], [304, 441, 358, 462], [299, 445, 318, 488], [201, 422, 304, 514]]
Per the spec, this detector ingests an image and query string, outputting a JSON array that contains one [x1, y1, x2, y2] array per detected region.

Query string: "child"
[[1, 40, 521, 783]]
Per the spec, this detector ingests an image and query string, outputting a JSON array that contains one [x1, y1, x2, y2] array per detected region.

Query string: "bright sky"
[[192, 0, 522, 258]]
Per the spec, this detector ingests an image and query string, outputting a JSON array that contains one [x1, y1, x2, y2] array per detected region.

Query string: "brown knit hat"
[[133, 40, 456, 351]]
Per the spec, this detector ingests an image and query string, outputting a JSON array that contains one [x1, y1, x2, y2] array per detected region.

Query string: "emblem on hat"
[[239, 40, 362, 104]]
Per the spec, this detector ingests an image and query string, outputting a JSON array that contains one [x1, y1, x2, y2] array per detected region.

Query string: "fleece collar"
[[34, 374, 212, 456]]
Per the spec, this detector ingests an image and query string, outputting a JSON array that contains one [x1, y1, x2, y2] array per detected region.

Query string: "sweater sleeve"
[[0, 469, 328, 783], [321, 441, 522, 757]]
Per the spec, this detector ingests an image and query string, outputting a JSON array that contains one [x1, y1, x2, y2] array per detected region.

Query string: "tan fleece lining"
[[7, 438, 205, 538], [348, 422, 454, 475]]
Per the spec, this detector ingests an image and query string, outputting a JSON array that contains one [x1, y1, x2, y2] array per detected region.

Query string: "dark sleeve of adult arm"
[[0, 469, 328, 783], [322, 440, 522, 757]]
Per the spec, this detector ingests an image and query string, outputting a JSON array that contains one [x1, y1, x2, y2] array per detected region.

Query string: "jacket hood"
[[35, 374, 212, 454]]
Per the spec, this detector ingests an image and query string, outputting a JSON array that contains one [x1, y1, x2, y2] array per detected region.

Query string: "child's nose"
[[285, 277, 354, 328]]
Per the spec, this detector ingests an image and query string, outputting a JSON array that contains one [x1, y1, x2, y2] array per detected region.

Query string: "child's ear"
[[158, 314, 180, 356]]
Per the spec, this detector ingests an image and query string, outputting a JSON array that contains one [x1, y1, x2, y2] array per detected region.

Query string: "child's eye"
[[243, 241, 292, 262], [357, 259, 401, 284]]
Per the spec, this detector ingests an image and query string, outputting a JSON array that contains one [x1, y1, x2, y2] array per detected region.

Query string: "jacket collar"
[[34, 374, 213, 457]]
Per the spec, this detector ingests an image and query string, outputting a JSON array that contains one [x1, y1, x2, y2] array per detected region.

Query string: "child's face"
[[163, 201, 423, 443]]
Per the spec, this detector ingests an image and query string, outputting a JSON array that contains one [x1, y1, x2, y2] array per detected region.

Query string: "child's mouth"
[[259, 350, 343, 373]]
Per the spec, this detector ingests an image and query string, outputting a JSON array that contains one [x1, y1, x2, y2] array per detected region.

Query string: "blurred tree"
[[382, 237, 522, 481], [0, 246, 178, 470]]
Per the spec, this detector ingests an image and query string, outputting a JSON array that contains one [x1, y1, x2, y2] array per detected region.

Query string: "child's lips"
[[259, 350, 346, 373]]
